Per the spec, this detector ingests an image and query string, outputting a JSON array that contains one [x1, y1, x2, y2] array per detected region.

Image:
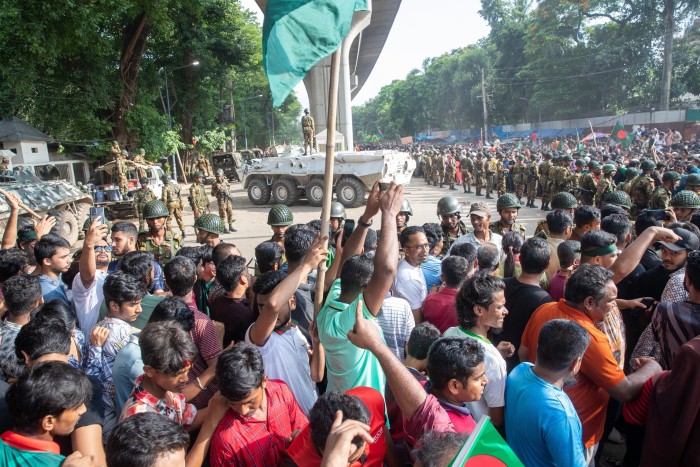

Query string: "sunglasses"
[[94, 245, 113, 252]]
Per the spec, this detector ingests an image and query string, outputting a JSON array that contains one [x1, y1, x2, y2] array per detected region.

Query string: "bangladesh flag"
[[610, 121, 634, 149], [448, 417, 524, 467], [263, 0, 368, 107]]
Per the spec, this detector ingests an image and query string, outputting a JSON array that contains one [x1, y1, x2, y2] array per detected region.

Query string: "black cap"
[[656, 228, 700, 252]]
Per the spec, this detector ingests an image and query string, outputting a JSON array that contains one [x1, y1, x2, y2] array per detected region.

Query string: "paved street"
[[179, 177, 545, 256]]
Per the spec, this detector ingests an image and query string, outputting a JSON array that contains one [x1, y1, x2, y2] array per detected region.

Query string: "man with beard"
[[490, 194, 526, 237], [109, 221, 165, 295], [392, 226, 429, 324], [73, 218, 111, 335], [193, 213, 225, 248], [34, 234, 73, 308], [138, 200, 182, 267], [437, 196, 469, 256], [447, 202, 503, 258], [246, 236, 328, 415]]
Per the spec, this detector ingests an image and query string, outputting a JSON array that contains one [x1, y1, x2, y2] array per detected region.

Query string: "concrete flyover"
[[254, 0, 402, 149]]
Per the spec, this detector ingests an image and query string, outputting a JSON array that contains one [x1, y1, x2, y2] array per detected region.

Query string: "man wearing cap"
[[133, 177, 156, 232], [447, 202, 503, 258], [189, 171, 209, 220]]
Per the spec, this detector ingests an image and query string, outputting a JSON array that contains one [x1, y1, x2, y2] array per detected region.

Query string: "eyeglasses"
[[406, 243, 430, 251], [94, 245, 113, 252]]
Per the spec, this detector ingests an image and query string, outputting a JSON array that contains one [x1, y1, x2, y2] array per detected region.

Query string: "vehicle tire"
[[50, 209, 80, 246], [305, 179, 325, 207], [75, 202, 91, 227], [336, 177, 366, 208], [272, 179, 300, 206], [247, 178, 271, 205]]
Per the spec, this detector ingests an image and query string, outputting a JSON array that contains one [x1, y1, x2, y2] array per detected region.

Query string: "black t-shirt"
[[640, 248, 662, 271], [209, 295, 258, 347], [616, 264, 645, 300], [55, 375, 104, 456], [635, 264, 675, 301], [293, 284, 315, 343], [0, 380, 10, 434], [497, 277, 554, 373]]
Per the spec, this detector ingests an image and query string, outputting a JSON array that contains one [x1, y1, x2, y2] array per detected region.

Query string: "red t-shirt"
[[422, 288, 459, 333], [285, 387, 387, 467]]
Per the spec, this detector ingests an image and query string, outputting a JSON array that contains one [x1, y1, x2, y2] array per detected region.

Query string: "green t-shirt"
[[317, 279, 387, 395], [98, 293, 165, 330], [0, 440, 64, 466]]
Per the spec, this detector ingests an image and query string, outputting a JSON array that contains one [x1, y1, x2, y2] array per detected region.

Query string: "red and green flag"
[[262, 0, 368, 107], [448, 417, 524, 467], [610, 121, 634, 148]]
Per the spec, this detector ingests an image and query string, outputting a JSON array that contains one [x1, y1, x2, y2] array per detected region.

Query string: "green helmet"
[[603, 191, 632, 209], [139, 177, 148, 184], [662, 171, 681, 183], [400, 199, 413, 216], [588, 161, 600, 170], [564, 155, 573, 161], [437, 196, 461, 216], [267, 204, 294, 226], [626, 168, 638, 179], [670, 190, 700, 209], [330, 201, 346, 220], [640, 160, 656, 171], [193, 171, 204, 178], [686, 173, 700, 187], [142, 200, 169, 219], [138, 148, 145, 155], [496, 193, 520, 211], [574, 159, 584, 167], [194, 213, 225, 235], [602, 164, 617, 175], [551, 192, 578, 209]]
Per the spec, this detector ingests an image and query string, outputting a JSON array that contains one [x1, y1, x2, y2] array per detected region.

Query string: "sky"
[[238, 0, 490, 108]]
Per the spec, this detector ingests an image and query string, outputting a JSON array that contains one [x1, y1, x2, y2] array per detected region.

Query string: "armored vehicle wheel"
[[247, 178, 271, 205], [336, 177, 366, 208], [305, 179, 324, 207], [272, 179, 299, 206], [51, 209, 80, 246], [75, 202, 91, 226]]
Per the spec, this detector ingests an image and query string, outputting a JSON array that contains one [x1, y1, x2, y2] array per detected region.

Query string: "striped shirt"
[[651, 300, 700, 369], [377, 295, 415, 360], [660, 267, 688, 303]]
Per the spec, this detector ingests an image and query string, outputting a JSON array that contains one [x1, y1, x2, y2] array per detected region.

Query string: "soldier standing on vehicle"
[[161, 175, 186, 239], [115, 150, 130, 198], [211, 169, 236, 233], [301, 108, 315, 155], [461, 153, 474, 193], [109, 140, 121, 160], [189, 171, 209, 220], [132, 148, 149, 179], [138, 200, 182, 267], [133, 177, 156, 232], [437, 196, 469, 256], [0, 157, 9, 171]]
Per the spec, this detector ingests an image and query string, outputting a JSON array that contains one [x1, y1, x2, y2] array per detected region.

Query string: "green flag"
[[610, 121, 634, 149], [263, 0, 368, 107], [448, 417, 524, 467]]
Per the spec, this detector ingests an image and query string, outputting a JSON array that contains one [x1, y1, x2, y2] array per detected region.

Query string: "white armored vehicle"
[[243, 148, 415, 208]]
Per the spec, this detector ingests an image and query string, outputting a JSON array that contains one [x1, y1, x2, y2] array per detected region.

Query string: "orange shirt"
[[521, 300, 625, 448]]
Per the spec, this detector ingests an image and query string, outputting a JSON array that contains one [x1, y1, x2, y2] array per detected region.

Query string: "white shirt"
[[443, 326, 507, 421], [72, 270, 107, 336], [391, 259, 427, 310], [245, 324, 318, 415], [447, 231, 503, 259]]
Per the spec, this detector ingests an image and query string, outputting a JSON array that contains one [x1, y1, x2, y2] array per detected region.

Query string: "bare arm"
[[309, 319, 325, 382], [79, 219, 108, 288], [606, 357, 662, 402], [186, 393, 229, 467], [362, 184, 403, 316], [488, 406, 504, 428], [0, 189, 19, 250], [518, 344, 530, 363], [71, 425, 106, 467], [324, 230, 343, 292], [612, 226, 680, 284], [336, 182, 381, 278]]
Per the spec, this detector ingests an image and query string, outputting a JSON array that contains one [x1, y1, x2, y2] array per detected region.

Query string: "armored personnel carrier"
[[0, 169, 93, 246], [242, 148, 416, 208]]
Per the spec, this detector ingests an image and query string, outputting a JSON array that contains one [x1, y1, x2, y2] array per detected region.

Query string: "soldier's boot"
[[229, 223, 236, 233], [540, 202, 546, 210], [485, 193, 493, 199], [440, 182, 443, 188], [433, 181, 438, 187], [519, 199, 525, 206], [476, 189, 483, 196], [544, 203, 552, 211], [467, 188, 473, 193], [181, 230, 186, 239], [463, 186, 468, 193]]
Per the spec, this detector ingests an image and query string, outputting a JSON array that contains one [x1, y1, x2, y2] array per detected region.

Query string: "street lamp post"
[[161, 61, 199, 181], [242, 94, 263, 150]]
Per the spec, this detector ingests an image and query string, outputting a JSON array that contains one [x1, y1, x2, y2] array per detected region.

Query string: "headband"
[[581, 243, 617, 257]]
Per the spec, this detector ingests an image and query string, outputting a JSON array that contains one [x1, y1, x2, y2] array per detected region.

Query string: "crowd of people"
[[0, 130, 699, 467]]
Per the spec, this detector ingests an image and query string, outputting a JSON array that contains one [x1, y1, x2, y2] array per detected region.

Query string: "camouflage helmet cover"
[[267, 204, 294, 226], [551, 192, 578, 209], [142, 200, 169, 219], [670, 190, 700, 209], [685, 173, 700, 187], [194, 213, 225, 235], [603, 191, 632, 209], [662, 171, 681, 182], [602, 164, 617, 175], [640, 159, 656, 171], [193, 171, 205, 178], [496, 193, 521, 211]]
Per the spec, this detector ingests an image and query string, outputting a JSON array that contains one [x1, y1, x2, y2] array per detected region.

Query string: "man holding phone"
[[73, 217, 111, 335]]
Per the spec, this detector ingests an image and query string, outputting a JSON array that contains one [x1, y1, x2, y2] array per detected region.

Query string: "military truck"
[[242, 148, 416, 208], [90, 160, 166, 219], [211, 152, 244, 182], [0, 168, 93, 246]]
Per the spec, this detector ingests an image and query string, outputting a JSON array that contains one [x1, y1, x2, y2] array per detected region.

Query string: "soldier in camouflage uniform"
[[556, 155, 573, 193], [138, 200, 182, 267], [133, 177, 156, 232], [484, 153, 497, 199], [513, 155, 527, 202], [211, 169, 236, 233], [630, 159, 657, 218], [437, 196, 469, 256], [115, 150, 130, 198], [424, 152, 433, 184], [618, 167, 638, 195], [189, 171, 209, 220], [533, 192, 578, 238], [491, 194, 527, 237], [569, 160, 584, 191], [594, 164, 617, 208], [445, 152, 457, 190], [109, 140, 121, 161], [496, 155, 509, 197], [194, 213, 226, 248], [433, 151, 445, 187], [196, 154, 212, 177], [474, 155, 485, 196], [161, 175, 186, 239], [460, 154, 474, 193], [649, 171, 680, 209], [578, 161, 600, 206], [525, 159, 539, 208], [132, 148, 149, 179], [539, 153, 553, 209], [670, 190, 700, 222]]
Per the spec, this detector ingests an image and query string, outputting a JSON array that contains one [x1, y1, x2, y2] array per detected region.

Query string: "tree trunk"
[[113, 12, 150, 145], [660, 0, 675, 111]]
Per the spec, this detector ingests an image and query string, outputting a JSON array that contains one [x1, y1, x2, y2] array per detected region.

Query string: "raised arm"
[[336, 182, 381, 278], [79, 219, 108, 288], [0, 189, 19, 250], [612, 226, 680, 283], [362, 183, 402, 316]]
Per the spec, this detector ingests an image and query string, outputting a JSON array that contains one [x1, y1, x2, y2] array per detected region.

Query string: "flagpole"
[[589, 121, 598, 150], [314, 49, 341, 317]]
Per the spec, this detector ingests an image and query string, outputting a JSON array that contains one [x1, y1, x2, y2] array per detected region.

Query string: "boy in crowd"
[[34, 234, 72, 307], [107, 413, 190, 467], [209, 255, 257, 346], [423, 256, 469, 333], [548, 240, 581, 302], [0, 274, 42, 382]]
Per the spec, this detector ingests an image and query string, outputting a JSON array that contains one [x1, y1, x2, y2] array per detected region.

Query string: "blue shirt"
[[38, 275, 71, 308], [108, 259, 165, 293], [422, 255, 442, 291], [112, 333, 144, 415], [505, 363, 586, 467]]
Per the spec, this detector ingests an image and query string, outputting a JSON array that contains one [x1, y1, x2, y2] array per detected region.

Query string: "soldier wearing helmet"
[[328, 201, 346, 249], [397, 199, 413, 235], [161, 175, 186, 238], [684, 173, 700, 195], [211, 168, 235, 233], [197, 153, 212, 177], [189, 171, 209, 220], [603, 191, 632, 212], [460, 153, 474, 194], [0, 157, 9, 171], [670, 190, 700, 222], [630, 159, 657, 217], [618, 167, 638, 195], [649, 171, 680, 209], [534, 192, 578, 238], [138, 199, 182, 266], [194, 213, 226, 247], [133, 177, 156, 232], [594, 164, 617, 208], [491, 194, 526, 237], [436, 196, 468, 256], [267, 204, 294, 249]]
